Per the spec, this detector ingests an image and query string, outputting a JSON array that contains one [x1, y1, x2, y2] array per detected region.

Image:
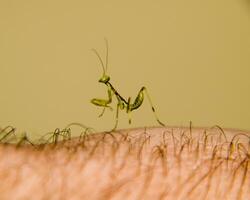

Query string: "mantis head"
[[92, 39, 110, 84], [99, 74, 110, 83]]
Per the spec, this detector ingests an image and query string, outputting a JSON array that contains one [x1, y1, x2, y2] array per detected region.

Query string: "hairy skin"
[[0, 126, 249, 200]]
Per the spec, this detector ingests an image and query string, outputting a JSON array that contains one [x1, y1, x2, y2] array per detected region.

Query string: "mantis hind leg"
[[132, 87, 165, 127]]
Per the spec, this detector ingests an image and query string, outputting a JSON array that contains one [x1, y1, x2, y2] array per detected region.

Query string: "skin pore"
[[0, 126, 249, 200]]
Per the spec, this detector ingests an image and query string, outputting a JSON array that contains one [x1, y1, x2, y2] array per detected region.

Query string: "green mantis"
[[91, 39, 165, 130]]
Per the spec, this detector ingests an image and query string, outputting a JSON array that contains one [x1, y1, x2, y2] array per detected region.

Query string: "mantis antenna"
[[92, 48, 106, 75], [92, 39, 109, 75], [104, 38, 108, 72]]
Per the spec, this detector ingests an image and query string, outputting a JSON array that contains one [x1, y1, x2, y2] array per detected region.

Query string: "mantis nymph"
[[91, 39, 165, 130]]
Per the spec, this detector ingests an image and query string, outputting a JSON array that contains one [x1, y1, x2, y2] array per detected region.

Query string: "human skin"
[[0, 126, 249, 200]]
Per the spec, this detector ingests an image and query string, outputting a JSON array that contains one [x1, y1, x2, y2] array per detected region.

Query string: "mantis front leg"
[[91, 85, 113, 117]]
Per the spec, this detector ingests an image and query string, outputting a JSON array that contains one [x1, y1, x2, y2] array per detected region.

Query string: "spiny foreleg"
[[91, 86, 113, 117]]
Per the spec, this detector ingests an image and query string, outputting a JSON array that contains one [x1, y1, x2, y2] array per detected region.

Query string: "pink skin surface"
[[0, 126, 249, 200]]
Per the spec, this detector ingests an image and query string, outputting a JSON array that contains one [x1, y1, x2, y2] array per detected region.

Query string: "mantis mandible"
[[91, 39, 165, 130]]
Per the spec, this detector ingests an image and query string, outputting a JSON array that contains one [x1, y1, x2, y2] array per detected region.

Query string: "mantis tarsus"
[[91, 39, 165, 130]]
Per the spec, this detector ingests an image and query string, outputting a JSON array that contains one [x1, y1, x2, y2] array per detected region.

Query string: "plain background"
[[0, 0, 250, 138]]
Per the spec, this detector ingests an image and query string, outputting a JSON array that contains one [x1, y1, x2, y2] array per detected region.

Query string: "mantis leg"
[[91, 86, 113, 117], [142, 87, 165, 126], [112, 103, 120, 131], [98, 107, 106, 117], [131, 87, 165, 127]]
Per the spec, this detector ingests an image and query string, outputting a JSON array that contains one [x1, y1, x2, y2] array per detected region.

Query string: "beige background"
[[0, 0, 250, 138]]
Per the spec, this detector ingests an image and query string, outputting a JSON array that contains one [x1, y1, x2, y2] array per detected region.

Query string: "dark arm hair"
[[0, 126, 249, 200]]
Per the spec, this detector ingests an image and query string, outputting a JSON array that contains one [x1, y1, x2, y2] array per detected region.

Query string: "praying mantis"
[[91, 39, 165, 130]]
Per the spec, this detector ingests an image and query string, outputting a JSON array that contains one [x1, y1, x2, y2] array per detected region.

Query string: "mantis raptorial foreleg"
[[91, 85, 113, 117]]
